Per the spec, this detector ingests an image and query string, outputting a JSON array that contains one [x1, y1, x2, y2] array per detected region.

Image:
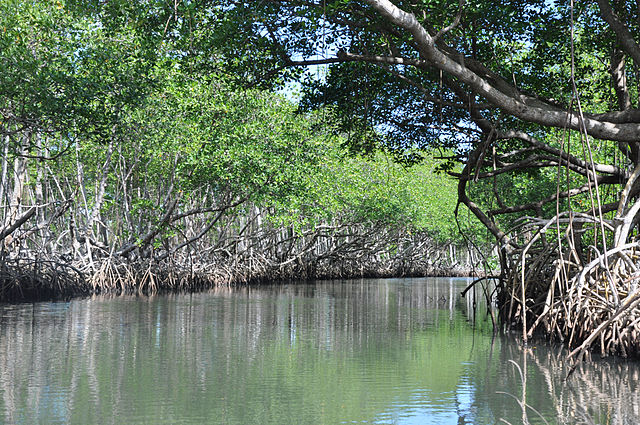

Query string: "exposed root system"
[[0, 229, 478, 303], [500, 213, 640, 360], [0, 256, 88, 301]]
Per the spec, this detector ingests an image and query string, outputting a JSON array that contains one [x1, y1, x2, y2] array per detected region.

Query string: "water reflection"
[[0, 278, 638, 424], [487, 342, 640, 425]]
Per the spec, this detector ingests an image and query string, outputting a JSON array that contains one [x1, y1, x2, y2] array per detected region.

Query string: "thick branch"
[[364, 0, 640, 142], [598, 0, 640, 67], [0, 207, 36, 242], [591, 109, 640, 123]]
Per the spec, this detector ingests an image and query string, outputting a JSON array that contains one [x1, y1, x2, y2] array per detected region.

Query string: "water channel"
[[0, 277, 639, 424]]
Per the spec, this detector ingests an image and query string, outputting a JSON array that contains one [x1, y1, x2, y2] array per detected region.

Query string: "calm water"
[[0, 277, 639, 424]]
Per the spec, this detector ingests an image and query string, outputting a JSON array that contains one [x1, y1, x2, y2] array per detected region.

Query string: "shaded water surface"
[[1, 277, 639, 424]]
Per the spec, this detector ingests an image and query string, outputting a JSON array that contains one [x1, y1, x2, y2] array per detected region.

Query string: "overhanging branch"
[[364, 0, 640, 142]]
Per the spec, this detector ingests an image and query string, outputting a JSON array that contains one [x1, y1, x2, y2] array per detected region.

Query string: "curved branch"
[[433, 0, 465, 41], [597, 0, 640, 67], [487, 176, 621, 216], [454, 162, 515, 251], [364, 0, 640, 142], [497, 130, 625, 178]]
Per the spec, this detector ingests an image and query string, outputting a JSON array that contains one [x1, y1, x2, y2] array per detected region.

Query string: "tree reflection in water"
[[0, 278, 638, 424]]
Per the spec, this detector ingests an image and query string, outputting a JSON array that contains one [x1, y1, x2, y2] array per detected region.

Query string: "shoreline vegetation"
[[0, 83, 486, 303], [0, 241, 480, 303]]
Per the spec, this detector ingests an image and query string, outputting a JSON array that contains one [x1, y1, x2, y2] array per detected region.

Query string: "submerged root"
[[563, 246, 640, 359]]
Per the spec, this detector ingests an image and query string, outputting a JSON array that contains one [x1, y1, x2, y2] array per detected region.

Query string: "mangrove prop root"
[[500, 214, 640, 359], [0, 234, 481, 302]]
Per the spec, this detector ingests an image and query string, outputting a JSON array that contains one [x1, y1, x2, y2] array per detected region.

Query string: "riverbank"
[[0, 253, 481, 303]]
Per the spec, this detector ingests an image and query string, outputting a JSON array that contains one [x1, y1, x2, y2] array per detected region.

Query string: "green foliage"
[[0, 0, 158, 139], [266, 135, 485, 244], [0, 0, 75, 128], [2, 0, 491, 267]]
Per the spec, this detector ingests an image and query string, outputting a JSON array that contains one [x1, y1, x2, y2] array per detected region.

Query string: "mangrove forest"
[[5, 0, 640, 363], [0, 1, 485, 299]]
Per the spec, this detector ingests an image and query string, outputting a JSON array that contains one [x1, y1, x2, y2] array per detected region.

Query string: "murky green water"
[[0, 277, 639, 424]]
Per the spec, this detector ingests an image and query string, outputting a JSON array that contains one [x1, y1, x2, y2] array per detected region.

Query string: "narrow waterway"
[[0, 277, 638, 424]]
